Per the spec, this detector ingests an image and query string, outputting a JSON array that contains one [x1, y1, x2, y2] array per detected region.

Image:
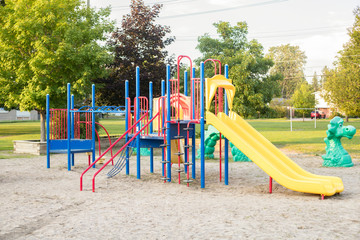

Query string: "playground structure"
[[47, 55, 345, 199]]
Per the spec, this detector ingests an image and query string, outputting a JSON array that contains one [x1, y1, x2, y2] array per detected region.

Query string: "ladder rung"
[[184, 145, 192, 148], [183, 128, 193, 131], [173, 152, 184, 156], [160, 177, 170, 181], [183, 162, 193, 166], [175, 169, 184, 173], [159, 144, 169, 147], [183, 179, 193, 183], [173, 136, 184, 139], [160, 161, 171, 164]]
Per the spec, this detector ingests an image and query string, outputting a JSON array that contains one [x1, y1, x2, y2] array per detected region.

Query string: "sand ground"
[[0, 151, 359, 240]]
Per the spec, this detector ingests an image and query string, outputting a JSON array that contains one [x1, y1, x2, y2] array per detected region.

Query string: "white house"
[[314, 91, 336, 118]]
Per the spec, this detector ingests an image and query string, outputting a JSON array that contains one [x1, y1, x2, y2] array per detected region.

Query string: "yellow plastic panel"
[[205, 75, 235, 111]]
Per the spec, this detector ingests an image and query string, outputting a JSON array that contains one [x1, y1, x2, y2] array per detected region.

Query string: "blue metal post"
[[149, 81, 154, 173], [191, 67, 196, 179], [46, 94, 50, 168], [67, 83, 71, 171], [161, 80, 165, 177], [136, 66, 141, 179], [71, 94, 75, 166], [92, 84, 96, 168], [184, 70, 188, 96], [184, 70, 188, 173], [224, 64, 229, 185], [125, 80, 130, 175], [166, 64, 171, 182], [200, 62, 205, 188]]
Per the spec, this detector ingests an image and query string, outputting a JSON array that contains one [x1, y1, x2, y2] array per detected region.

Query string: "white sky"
[[91, 0, 359, 81]]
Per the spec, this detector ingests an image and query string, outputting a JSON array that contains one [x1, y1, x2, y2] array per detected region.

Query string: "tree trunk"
[[302, 112, 305, 122], [40, 110, 46, 142], [346, 115, 349, 122]]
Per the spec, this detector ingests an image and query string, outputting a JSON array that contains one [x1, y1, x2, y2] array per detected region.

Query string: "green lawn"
[[247, 119, 360, 157], [0, 121, 41, 151], [1, 118, 359, 158]]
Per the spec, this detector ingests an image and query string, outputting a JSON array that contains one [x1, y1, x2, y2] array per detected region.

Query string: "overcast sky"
[[91, 0, 359, 81]]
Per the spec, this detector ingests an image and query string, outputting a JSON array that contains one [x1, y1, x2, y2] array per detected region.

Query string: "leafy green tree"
[[311, 72, 320, 92], [94, 0, 175, 105], [0, 0, 114, 141], [291, 82, 315, 121], [196, 21, 281, 118], [322, 6, 360, 121], [267, 44, 307, 98]]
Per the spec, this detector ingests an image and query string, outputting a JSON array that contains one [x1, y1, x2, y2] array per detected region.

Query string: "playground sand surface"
[[0, 151, 359, 240]]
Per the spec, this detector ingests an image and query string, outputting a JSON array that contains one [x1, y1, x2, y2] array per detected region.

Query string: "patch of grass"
[[250, 119, 360, 158], [97, 118, 126, 136], [0, 121, 41, 151]]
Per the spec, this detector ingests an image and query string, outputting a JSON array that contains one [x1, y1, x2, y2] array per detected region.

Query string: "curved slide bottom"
[[206, 111, 343, 197]]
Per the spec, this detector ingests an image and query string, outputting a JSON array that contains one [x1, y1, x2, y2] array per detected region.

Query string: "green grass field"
[[1, 118, 359, 157]]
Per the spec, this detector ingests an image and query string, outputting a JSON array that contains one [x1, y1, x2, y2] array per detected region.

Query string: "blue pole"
[[166, 64, 171, 182], [71, 94, 75, 166], [125, 80, 130, 175], [161, 80, 165, 177], [92, 84, 96, 168], [200, 62, 205, 188], [149, 81, 154, 173], [191, 67, 196, 179], [184, 70, 188, 173], [46, 94, 50, 168], [192, 67, 196, 120], [184, 70, 188, 96], [224, 64, 229, 185], [67, 83, 71, 171], [136, 66, 141, 179]]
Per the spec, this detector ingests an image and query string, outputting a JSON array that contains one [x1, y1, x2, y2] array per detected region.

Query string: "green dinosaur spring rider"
[[322, 116, 356, 167]]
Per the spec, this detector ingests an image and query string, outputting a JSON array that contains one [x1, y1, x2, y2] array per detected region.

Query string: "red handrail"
[[80, 113, 150, 191], [91, 111, 160, 192]]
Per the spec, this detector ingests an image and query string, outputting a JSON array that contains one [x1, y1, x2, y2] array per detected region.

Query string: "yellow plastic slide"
[[206, 111, 344, 196]]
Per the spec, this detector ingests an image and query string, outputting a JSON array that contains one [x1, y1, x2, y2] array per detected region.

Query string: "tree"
[[94, 0, 175, 106], [0, 0, 114, 141], [267, 44, 307, 98], [291, 82, 315, 121], [320, 66, 330, 88], [322, 6, 360, 121], [196, 21, 281, 118], [311, 72, 320, 92]]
